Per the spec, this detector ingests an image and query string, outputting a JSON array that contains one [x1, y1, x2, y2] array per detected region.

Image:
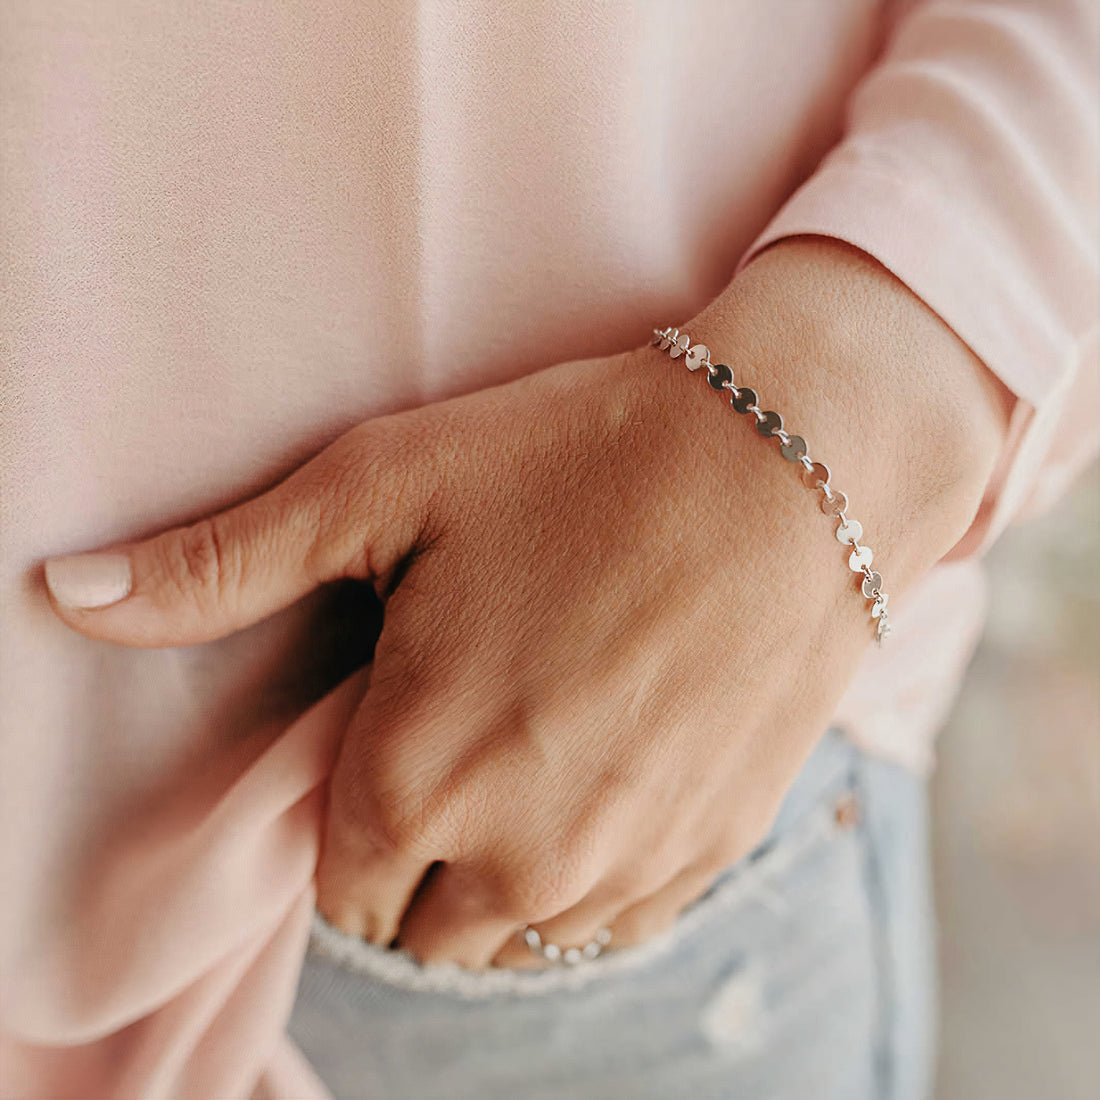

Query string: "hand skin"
[[43, 237, 1012, 970]]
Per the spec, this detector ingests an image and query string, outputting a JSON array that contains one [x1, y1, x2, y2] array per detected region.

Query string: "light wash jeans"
[[289, 729, 935, 1099]]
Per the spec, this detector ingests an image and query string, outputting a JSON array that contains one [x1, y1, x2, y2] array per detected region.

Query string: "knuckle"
[[604, 861, 671, 902], [359, 796, 438, 861], [492, 853, 595, 921], [332, 714, 473, 863], [155, 516, 237, 607], [492, 876, 562, 921], [329, 770, 430, 862], [303, 416, 446, 584], [306, 452, 376, 579]]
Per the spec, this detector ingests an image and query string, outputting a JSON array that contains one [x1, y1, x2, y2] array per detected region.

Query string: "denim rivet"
[[834, 793, 861, 829]]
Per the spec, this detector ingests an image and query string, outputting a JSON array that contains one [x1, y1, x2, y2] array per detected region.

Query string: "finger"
[[393, 861, 531, 970], [316, 819, 435, 948], [42, 416, 439, 647], [317, 657, 479, 951], [599, 858, 731, 947], [488, 883, 625, 970], [490, 858, 730, 969]]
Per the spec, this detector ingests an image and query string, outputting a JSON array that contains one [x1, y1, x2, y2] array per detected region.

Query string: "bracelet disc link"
[[800, 461, 830, 490], [861, 571, 883, 598], [731, 387, 758, 414], [756, 410, 783, 437], [835, 519, 863, 545], [780, 435, 808, 462], [651, 325, 890, 642], [707, 363, 734, 390], [685, 344, 710, 372]]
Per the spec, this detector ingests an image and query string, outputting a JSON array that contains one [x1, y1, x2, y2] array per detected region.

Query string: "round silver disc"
[[780, 435, 807, 461], [849, 545, 874, 571], [756, 410, 783, 437], [707, 362, 733, 389], [800, 461, 830, 490], [669, 333, 690, 359], [836, 518, 863, 545], [821, 489, 849, 516], [861, 571, 883, 598], [685, 344, 710, 372], [731, 387, 758, 413]]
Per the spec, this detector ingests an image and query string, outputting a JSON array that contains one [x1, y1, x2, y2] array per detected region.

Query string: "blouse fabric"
[[0, 1, 1096, 1096]]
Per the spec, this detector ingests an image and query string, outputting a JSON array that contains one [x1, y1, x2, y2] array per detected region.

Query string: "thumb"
[[43, 419, 438, 647]]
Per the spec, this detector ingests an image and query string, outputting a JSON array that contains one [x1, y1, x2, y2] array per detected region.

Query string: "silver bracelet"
[[650, 326, 891, 643]]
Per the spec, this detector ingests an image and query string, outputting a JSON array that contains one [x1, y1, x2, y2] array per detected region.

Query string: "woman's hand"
[[42, 239, 1012, 969]]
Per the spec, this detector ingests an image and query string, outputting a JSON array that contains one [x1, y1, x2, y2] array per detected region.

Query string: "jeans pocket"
[[303, 732, 859, 1002]]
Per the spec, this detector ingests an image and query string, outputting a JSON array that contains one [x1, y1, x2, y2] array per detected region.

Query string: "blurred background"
[[932, 465, 1100, 1100]]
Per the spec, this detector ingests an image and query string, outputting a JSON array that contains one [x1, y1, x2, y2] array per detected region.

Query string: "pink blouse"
[[1, 1, 1096, 1095]]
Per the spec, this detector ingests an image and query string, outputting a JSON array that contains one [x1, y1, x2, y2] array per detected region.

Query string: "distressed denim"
[[288, 729, 935, 1099]]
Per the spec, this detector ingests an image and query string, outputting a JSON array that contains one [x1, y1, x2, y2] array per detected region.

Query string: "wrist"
[[677, 236, 1014, 585]]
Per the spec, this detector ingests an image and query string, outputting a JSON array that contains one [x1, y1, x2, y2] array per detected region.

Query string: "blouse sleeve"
[[736, 0, 1099, 556]]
